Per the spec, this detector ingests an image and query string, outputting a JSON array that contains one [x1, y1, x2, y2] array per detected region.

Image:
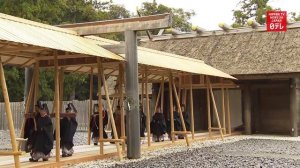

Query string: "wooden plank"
[[0, 151, 22, 156], [0, 57, 20, 167], [189, 75, 195, 139], [226, 88, 232, 134], [100, 59, 122, 160], [168, 73, 174, 143], [88, 67, 93, 145], [180, 83, 238, 89], [207, 77, 224, 140], [58, 14, 172, 35], [173, 131, 191, 134], [97, 58, 104, 155], [172, 81, 190, 146], [145, 68, 151, 147], [54, 53, 61, 162], [221, 80, 226, 135], [99, 139, 124, 142]]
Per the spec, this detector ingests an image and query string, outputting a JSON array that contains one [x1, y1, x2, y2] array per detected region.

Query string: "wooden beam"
[[206, 77, 212, 138], [189, 75, 195, 139], [54, 53, 61, 162], [39, 57, 97, 67], [88, 67, 93, 145], [0, 57, 20, 168], [154, 80, 162, 113], [58, 14, 172, 35], [207, 77, 224, 140], [59, 68, 64, 112], [145, 68, 151, 147], [97, 59, 104, 155], [168, 73, 174, 143], [0, 46, 44, 53], [161, 76, 164, 112]]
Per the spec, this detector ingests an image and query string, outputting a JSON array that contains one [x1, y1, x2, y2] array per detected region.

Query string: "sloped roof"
[[140, 27, 300, 75]]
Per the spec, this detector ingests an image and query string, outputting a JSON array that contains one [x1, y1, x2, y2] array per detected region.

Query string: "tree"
[[232, 0, 273, 28], [138, 0, 195, 32]]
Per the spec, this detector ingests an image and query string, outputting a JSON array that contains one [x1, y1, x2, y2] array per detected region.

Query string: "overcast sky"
[[112, 0, 300, 30]]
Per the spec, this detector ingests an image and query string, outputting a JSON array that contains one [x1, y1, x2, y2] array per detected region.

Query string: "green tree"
[[232, 0, 273, 28], [138, 0, 195, 32]]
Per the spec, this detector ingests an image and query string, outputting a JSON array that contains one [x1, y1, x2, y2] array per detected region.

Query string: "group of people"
[[150, 105, 190, 142], [90, 103, 190, 144], [24, 101, 77, 162]]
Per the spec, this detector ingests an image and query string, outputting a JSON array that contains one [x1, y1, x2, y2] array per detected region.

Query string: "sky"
[[112, 0, 300, 30]]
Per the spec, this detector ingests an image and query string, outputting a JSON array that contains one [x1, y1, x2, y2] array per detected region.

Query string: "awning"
[[0, 13, 123, 67], [86, 36, 236, 79]]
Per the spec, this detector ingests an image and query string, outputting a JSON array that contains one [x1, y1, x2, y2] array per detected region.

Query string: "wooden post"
[[59, 68, 64, 113], [88, 67, 93, 145], [54, 53, 60, 162], [101, 61, 122, 160], [97, 59, 104, 155], [207, 77, 224, 140], [161, 76, 164, 112], [206, 77, 212, 137], [33, 62, 40, 110], [221, 80, 226, 135], [0, 58, 20, 168], [189, 75, 195, 139], [168, 73, 174, 142], [172, 81, 190, 146], [145, 68, 151, 146], [244, 85, 252, 135], [226, 88, 231, 135], [119, 63, 126, 151], [141, 72, 145, 111]]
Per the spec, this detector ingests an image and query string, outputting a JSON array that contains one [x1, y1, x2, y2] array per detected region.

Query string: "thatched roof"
[[140, 28, 300, 75]]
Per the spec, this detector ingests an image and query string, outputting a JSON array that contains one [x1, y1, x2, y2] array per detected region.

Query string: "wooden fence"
[[0, 100, 98, 131]]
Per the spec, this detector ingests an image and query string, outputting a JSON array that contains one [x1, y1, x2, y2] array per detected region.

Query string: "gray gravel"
[[69, 136, 300, 168]]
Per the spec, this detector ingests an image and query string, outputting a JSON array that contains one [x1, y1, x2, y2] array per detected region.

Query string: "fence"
[[0, 100, 98, 131]]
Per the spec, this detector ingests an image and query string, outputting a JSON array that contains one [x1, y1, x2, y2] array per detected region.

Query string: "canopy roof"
[[0, 12, 234, 80]]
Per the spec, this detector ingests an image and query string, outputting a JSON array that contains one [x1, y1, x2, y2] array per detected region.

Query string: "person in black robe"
[[29, 104, 53, 162], [166, 106, 183, 140], [90, 104, 108, 145], [111, 105, 122, 139], [60, 104, 78, 157], [150, 106, 166, 142], [140, 104, 146, 137]]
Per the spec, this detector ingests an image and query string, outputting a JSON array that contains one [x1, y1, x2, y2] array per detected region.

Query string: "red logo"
[[266, 11, 287, 32]]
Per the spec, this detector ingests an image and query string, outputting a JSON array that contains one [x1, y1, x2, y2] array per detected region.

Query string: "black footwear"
[[94, 143, 98, 146], [29, 158, 38, 162], [42, 158, 48, 161], [62, 154, 68, 157]]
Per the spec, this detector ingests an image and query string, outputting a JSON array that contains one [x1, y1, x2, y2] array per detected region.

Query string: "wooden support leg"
[[226, 88, 231, 135], [172, 82, 190, 146], [206, 77, 212, 138], [221, 81, 226, 135], [97, 59, 104, 155], [207, 77, 224, 140], [88, 67, 93, 145], [18, 64, 38, 149], [119, 63, 126, 152], [0, 58, 20, 168], [145, 68, 151, 147], [54, 53, 61, 162], [189, 75, 195, 139], [100, 60, 122, 160], [161, 76, 164, 112], [168, 73, 174, 142], [154, 79, 163, 112]]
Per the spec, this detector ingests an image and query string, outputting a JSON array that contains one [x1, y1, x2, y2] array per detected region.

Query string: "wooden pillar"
[[119, 63, 126, 151], [59, 68, 64, 113], [0, 58, 20, 168], [226, 88, 232, 134], [221, 81, 226, 135], [243, 85, 252, 135], [100, 60, 122, 160], [88, 67, 93, 145], [145, 68, 151, 146], [33, 62, 40, 110], [172, 81, 190, 146], [189, 75, 195, 139], [168, 73, 174, 142], [54, 53, 60, 162], [154, 80, 162, 112], [206, 77, 212, 137], [207, 77, 224, 140], [125, 30, 140, 159], [161, 76, 164, 112], [290, 78, 300, 137], [97, 59, 104, 155]]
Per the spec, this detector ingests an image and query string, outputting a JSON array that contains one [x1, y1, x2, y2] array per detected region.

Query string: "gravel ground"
[[68, 135, 300, 168]]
